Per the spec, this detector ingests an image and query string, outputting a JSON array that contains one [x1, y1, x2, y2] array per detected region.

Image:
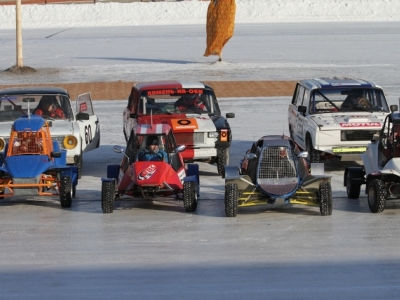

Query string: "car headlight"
[[0, 138, 5, 151], [208, 132, 219, 138], [63, 136, 78, 149]]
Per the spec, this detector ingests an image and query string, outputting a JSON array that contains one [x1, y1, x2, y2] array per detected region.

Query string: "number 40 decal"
[[85, 125, 93, 144]]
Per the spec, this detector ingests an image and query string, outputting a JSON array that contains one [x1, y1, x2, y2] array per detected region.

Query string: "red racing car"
[[101, 123, 200, 213], [122, 80, 235, 175]]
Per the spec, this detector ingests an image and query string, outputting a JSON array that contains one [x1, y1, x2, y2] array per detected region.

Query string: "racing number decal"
[[85, 125, 93, 144]]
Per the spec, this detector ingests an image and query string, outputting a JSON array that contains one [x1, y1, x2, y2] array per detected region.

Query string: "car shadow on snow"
[[76, 56, 197, 65]]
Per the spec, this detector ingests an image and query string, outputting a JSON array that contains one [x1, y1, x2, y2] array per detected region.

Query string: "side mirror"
[[391, 104, 398, 112], [298, 106, 307, 115], [244, 153, 257, 160], [176, 145, 186, 153], [51, 151, 62, 158], [226, 113, 235, 118], [371, 133, 380, 143], [76, 112, 90, 121], [113, 145, 124, 153], [298, 151, 308, 158]]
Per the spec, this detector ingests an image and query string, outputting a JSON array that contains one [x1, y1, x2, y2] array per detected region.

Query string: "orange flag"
[[204, 0, 236, 61]]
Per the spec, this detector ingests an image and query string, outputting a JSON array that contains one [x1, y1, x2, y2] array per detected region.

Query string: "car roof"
[[133, 80, 212, 91], [0, 86, 70, 97], [299, 77, 381, 90], [260, 135, 293, 147]]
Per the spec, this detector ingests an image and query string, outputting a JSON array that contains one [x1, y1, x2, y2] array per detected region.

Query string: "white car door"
[[76, 93, 100, 152]]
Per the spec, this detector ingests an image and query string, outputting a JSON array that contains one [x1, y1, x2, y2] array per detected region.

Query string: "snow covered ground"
[[2, 0, 400, 29], [1, 1, 400, 299]]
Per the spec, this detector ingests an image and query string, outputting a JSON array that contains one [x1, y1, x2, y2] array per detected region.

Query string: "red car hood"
[[118, 161, 183, 191]]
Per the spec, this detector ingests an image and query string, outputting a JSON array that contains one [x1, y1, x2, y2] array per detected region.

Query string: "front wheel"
[[102, 180, 116, 214], [217, 148, 230, 176], [225, 183, 238, 217], [306, 137, 320, 163], [346, 171, 361, 199], [319, 182, 332, 216], [368, 179, 386, 213], [60, 175, 73, 208], [183, 181, 197, 212]]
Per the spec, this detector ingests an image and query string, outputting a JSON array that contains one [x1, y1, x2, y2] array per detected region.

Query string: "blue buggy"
[[0, 115, 78, 208]]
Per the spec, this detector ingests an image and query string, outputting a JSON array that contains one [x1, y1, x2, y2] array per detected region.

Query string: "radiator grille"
[[341, 130, 377, 141], [257, 146, 298, 196], [174, 132, 205, 146]]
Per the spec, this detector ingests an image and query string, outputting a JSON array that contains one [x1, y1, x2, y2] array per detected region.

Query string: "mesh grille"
[[257, 146, 298, 196], [10, 131, 46, 155], [174, 132, 205, 146], [341, 130, 377, 141]]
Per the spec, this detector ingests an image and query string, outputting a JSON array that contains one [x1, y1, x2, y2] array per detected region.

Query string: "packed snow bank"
[[1, 0, 400, 29]]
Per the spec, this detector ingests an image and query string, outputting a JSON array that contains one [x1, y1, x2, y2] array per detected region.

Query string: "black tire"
[[72, 184, 76, 198], [346, 171, 361, 199], [306, 137, 320, 163], [225, 183, 238, 217], [77, 150, 83, 180], [183, 181, 197, 212], [319, 182, 332, 216], [59, 175, 73, 208], [217, 148, 229, 176], [368, 179, 386, 213], [102, 181, 115, 214]]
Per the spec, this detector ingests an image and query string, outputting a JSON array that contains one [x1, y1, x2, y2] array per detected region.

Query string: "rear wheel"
[[346, 171, 361, 199], [217, 148, 229, 176], [102, 181, 115, 214], [368, 179, 386, 213], [225, 183, 238, 217], [306, 137, 320, 163], [319, 182, 332, 216], [183, 181, 197, 212], [60, 175, 73, 208]]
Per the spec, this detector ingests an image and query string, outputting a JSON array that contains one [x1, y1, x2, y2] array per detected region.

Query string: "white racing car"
[[288, 77, 392, 163], [0, 87, 100, 178], [344, 105, 400, 213]]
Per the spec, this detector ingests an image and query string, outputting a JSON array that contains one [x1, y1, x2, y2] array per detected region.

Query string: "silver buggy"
[[223, 135, 332, 217]]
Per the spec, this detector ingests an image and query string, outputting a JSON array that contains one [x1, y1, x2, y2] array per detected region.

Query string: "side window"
[[302, 89, 310, 110], [292, 85, 305, 108]]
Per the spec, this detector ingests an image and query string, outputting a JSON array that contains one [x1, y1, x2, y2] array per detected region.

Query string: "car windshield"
[[0, 94, 73, 121], [138, 89, 221, 115], [309, 88, 389, 114]]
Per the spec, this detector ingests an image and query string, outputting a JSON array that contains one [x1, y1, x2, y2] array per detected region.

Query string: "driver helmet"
[[146, 135, 159, 153], [182, 94, 199, 106], [278, 147, 288, 158]]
